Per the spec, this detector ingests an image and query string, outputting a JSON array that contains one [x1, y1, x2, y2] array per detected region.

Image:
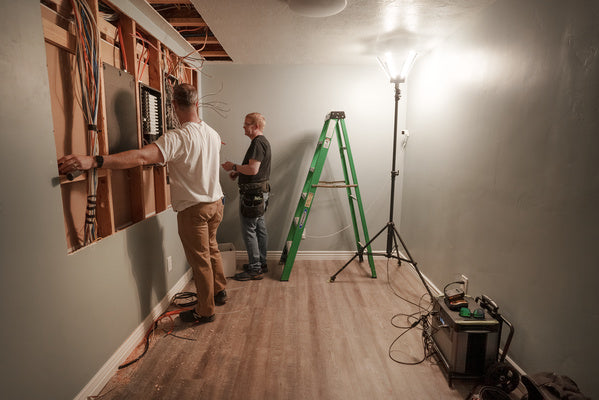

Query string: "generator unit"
[[430, 295, 500, 386]]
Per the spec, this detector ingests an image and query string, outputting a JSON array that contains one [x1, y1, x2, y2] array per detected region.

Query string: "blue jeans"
[[240, 193, 268, 273]]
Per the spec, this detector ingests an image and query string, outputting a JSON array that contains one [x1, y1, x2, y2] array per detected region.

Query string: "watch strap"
[[95, 155, 104, 168]]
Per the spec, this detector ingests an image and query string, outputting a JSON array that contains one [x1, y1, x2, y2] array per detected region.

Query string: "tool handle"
[[476, 294, 499, 314], [66, 170, 84, 181]]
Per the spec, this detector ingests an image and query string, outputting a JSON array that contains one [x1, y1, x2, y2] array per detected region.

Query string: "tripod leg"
[[329, 252, 360, 282], [391, 225, 435, 301], [391, 227, 404, 265], [330, 222, 389, 282]]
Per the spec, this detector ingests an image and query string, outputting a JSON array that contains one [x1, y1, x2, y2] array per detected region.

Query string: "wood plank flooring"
[[95, 259, 494, 399]]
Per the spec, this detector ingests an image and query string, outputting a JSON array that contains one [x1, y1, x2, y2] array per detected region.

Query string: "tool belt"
[[239, 181, 270, 218]]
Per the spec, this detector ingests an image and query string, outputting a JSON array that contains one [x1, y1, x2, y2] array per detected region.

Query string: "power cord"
[[388, 311, 436, 365], [171, 291, 197, 308], [118, 291, 198, 369], [384, 244, 439, 366]]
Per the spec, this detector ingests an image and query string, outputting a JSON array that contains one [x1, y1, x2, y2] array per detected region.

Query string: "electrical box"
[[140, 84, 163, 145], [430, 296, 500, 386]]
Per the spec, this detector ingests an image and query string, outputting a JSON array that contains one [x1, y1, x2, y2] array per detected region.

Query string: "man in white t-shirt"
[[58, 83, 226, 325]]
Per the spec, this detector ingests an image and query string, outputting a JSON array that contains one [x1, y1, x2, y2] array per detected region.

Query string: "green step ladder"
[[279, 111, 376, 281]]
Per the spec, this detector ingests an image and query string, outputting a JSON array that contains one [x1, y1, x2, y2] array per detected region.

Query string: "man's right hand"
[[229, 171, 238, 180], [58, 155, 93, 175], [221, 161, 235, 171]]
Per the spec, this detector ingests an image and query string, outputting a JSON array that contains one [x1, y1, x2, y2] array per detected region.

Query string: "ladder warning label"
[[305, 193, 314, 208]]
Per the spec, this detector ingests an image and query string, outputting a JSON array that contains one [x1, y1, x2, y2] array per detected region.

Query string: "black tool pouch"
[[239, 182, 269, 218]]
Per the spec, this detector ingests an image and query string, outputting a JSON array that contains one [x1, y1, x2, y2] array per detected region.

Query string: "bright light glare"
[[383, 6, 399, 32], [386, 52, 399, 81], [399, 50, 418, 82], [377, 50, 418, 83]]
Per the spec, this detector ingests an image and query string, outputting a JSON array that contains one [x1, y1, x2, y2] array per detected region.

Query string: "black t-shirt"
[[239, 135, 271, 184]]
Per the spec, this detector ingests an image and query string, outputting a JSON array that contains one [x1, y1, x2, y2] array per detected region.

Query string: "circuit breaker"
[[140, 84, 163, 144]]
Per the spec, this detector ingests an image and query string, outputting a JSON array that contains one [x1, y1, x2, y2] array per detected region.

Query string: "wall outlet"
[[460, 274, 469, 294], [166, 256, 173, 272]]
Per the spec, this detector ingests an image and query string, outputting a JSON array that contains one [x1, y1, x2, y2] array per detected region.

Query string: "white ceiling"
[[191, 0, 497, 65]]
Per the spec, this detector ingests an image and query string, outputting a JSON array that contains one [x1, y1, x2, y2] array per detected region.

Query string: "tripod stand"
[[329, 81, 434, 301]]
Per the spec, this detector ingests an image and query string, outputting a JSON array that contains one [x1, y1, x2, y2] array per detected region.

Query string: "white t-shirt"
[[154, 121, 224, 211]]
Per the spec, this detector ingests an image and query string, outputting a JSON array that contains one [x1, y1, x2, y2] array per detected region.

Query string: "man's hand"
[[229, 171, 239, 180], [58, 155, 94, 175], [221, 161, 235, 172]]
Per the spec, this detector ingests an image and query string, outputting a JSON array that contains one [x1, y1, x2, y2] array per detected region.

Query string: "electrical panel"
[[140, 84, 163, 145]]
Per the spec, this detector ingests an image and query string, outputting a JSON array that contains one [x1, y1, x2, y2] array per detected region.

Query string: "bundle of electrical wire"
[[70, 0, 100, 245]]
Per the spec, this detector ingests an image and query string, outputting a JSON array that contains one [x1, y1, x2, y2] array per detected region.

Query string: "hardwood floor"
[[95, 259, 490, 399]]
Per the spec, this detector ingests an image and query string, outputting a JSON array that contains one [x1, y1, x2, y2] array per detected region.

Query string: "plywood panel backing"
[[111, 170, 133, 231], [142, 167, 156, 218], [100, 38, 121, 69], [96, 176, 114, 238], [45, 42, 87, 158], [60, 180, 88, 251]]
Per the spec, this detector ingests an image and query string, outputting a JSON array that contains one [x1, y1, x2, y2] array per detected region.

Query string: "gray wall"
[[402, 0, 598, 396], [202, 64, 405, 255], [0, 2, 190, 399]]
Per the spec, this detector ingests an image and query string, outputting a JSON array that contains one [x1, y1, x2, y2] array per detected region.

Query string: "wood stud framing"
[[41, 0, 198, 251]]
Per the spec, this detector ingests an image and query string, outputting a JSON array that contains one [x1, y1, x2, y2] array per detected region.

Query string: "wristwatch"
[[232, 164, 237, 171], [95, 155, 104, 168]]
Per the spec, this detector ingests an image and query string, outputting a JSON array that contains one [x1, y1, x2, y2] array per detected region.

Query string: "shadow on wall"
[[126, 217, 167, 320], [268, 132, 318, 251]]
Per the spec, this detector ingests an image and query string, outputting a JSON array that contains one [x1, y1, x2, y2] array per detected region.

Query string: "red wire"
[[136, 32, 149, 81], [117, 24, 128, 71]]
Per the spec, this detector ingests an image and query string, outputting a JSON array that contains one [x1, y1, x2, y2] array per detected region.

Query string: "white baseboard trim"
[[74, 269, 193, 400]]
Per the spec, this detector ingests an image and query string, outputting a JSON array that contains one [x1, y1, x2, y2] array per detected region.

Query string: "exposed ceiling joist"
[[146, 1, 231, 61], [147, 0, 191, 4], [166, 17, 207, 27], [197, 50, 229, 57], [186, 37, 220, 45]]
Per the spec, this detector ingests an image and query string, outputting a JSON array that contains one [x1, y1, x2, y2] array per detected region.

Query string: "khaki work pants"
[[177, 200, 226, 317]]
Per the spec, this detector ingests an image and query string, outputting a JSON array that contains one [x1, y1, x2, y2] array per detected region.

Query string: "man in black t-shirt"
[[222, 113, 271, 281]]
